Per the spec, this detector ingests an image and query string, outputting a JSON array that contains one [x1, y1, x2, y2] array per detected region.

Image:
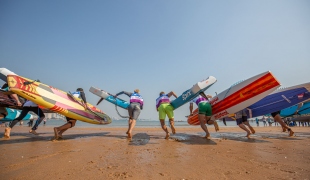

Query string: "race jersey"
[[190, 95, 209, 106], [71, 91, 81, 98], [23, 100, 38, 107], [71, 91, 87, 103], [130, 92, 144, 107], [156, 94, 170, 109]]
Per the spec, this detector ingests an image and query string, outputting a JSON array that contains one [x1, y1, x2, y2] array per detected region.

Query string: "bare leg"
[[160, 119, 170, 139], [205, 118, 219, 131], [213, 120, 219, 131], [126, 118, 132, 134], [238, 123, 251, 138], [169, 118, 176, 134], [127, 119, 136, 139], [274, 114, 294, 136], [54, 120, 76, 139], [198, 114, 210, 138], [4, 108, 31, 138], [243, 121, 255, 134]]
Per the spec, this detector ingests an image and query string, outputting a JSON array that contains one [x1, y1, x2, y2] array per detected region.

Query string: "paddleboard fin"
[[97, 98, 104, 105]]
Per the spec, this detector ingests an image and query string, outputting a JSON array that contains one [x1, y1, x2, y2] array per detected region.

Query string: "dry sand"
[[0, 125, 309, 180]]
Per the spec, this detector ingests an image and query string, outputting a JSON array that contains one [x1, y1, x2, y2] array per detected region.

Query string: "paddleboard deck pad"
[[188, 71, 281, 125], [89, 86, 130, 109], [171, 76, 217, 110], [247, 82, 310, 118], [7, 75, 112, 125]]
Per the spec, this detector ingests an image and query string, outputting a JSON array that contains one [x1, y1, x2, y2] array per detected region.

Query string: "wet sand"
[[0, 125, 310, 179]]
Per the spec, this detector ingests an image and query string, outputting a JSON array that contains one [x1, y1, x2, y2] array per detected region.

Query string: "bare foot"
[[246, 132, 251, 139], [29, 129, 39, 135], [214, 121, 219, 132], [171, 125, 176, 134], [4, 127, 11, 138], [205, 133, 210, 139], [165, 133, 170, 139], [249, 127, 255, 134], [127, 132, 132, 140], [288, 129, 294, 137], [53, 127, 59, 140]]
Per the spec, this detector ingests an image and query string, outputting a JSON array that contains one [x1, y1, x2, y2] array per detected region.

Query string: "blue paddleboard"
[[89, 86, 130, 109], [280, 101, 310, 117], [170, 76, 217, 110], [0, 108, 33, 122], [247, 82, 310, 118]]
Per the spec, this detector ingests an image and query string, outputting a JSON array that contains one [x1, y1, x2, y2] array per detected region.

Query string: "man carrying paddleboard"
[[156, 91, 178, 139], [4, 99, 45, 138], [53, 88, 87, 140], [1, 83, 23, 121], [114, 89, 143, 139], [189, 92, 219, 139], [235, 108, 255, 139]]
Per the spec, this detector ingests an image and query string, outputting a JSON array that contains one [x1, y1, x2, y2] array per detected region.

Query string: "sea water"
[[26, 119, 258, 128]]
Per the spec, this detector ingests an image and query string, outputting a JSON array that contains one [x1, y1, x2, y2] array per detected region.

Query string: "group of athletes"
[[1, 84, 295, 140]]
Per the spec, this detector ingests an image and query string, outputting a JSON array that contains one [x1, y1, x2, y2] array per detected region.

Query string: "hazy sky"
[[1, 0, 309, 120]]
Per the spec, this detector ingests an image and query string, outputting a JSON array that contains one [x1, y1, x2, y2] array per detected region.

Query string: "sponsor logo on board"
[[214, 110, 229, 119], [298, 93, 304, 99], [210, 97, 218, 105], [182, 90, 192, 101], [281, 95, 291, 103], [21, 91, 36, 100]]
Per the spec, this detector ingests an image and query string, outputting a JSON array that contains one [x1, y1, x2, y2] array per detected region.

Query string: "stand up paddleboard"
[[89, 87, 130, 109], [0, 108, 34, 122], [281, 101, 310, 117], [7, 75, 112, 125], [246, 82, 310, 118], [188, 71, 281, 125], [0, 68, 16, 82], [170, 76, 217, 110]]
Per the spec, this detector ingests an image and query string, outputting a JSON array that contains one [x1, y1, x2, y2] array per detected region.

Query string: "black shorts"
[[271, 111, 280, 118], [66, 116, 75, 121], [236, 116, 248, 125]]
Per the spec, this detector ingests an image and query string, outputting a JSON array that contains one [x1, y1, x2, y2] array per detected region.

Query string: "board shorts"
[[271, 111, 280, 118], [66, 116, 75, 121], [128, 103, 141, 120], [236, 116, 248, 125], [158, 103, 174, 120], [198, 102, 212, 116]]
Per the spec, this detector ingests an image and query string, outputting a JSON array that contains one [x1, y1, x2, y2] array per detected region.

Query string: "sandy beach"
[[0, 125, 309, 180]]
